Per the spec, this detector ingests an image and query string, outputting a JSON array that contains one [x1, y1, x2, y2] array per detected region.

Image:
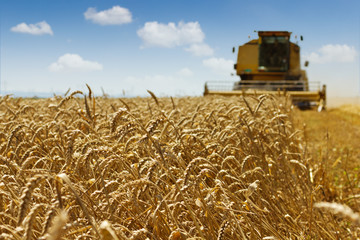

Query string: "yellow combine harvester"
[[204, 31, 326, 111]]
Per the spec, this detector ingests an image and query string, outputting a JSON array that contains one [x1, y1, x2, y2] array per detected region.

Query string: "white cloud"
[[49, 54, 103, 72], [84, 6, 132, 25], [304, 44, 358, 64], [177, 68, 193, 77], [137, 21, 205, 48], [11, 21, 53, 35], [203, 57, 234, 75], [185, 43, 214, 56]]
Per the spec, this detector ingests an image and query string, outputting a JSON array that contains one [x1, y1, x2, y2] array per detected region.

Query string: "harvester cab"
[[204, 31, 326, 111]]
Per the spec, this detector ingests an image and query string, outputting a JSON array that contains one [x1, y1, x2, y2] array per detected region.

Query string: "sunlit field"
[[0, 90, 359, 239]]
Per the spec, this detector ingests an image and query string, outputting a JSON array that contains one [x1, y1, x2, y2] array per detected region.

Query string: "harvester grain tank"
[[204, 31, 326, 110]]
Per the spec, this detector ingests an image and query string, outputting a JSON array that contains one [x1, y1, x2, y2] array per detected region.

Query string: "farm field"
[[297, 104, 360, 208], [0, 91, 359, 239]]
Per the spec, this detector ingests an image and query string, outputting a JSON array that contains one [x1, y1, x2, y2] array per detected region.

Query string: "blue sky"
[[1, 0, 359, 97]]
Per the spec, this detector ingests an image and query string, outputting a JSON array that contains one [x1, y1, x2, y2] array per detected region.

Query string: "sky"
[[0, 0, 359, 97]]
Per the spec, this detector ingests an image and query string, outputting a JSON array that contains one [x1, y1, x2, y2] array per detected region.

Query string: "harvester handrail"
[[205, 80, 322, 92], [204, 80, 327, 111]]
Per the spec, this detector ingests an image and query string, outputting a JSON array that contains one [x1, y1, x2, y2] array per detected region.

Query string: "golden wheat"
[[0, 89, 358, 239]]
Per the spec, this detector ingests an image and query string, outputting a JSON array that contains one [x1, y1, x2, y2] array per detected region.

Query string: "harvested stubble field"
[[0, 90, 359, 239]]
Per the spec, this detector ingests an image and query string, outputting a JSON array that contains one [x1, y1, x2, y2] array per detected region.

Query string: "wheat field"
[[0, 89, 358, 239]]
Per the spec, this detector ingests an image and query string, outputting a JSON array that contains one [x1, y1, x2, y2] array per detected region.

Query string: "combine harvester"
[[204, 31, 326, 111]]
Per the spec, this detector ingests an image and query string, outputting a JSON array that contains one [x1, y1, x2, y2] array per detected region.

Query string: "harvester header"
[[204, 31, 326, 111]]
